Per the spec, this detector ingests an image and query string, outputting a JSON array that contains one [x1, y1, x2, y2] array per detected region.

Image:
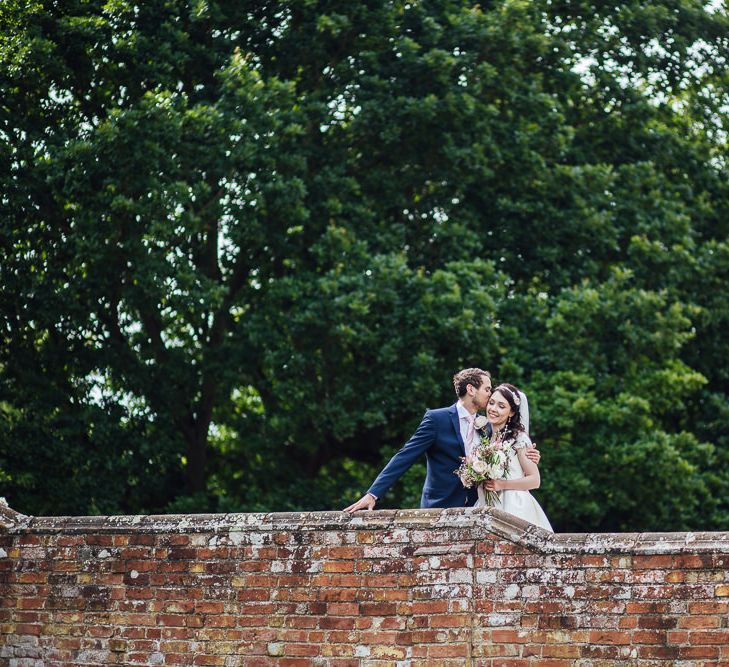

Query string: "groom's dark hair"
[[453, 368, 491, 398]]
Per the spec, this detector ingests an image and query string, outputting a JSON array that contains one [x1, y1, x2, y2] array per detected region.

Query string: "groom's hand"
[[343, 493, 377, 513], [526, 444, 541, 465]]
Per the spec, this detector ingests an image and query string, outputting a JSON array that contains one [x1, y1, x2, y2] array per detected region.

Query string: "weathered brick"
[[319, 616, 356, 630], [715, 583, 729, 597], [637, 615, 678, 629], [625, 600, 671, 614], [542, 644, 580, 658], [678, 645, 721, 659], [492, 629, 530, 643], [688, 600, 728, 614], [429, 614, 471, 628], [195, 601, 224, 614], [678, 614, 722, 628], [637, 644, 680, 659], [632, 629, 668, 644], [157, 614, 187, 627], [588, 629, 631, 645], [322, 560, 355, 573], [633, 555, 674, 569], [427, 643, 469, 658], [323, 602, 357, 616], [674, 554, 715, 569], [283, 643, 320, 656], [685, 630, 729, 644], [538, 614, 579, 629], [192, 655, 225, 665], [618, 616, 638, 629], [580, 644, 621, 659]]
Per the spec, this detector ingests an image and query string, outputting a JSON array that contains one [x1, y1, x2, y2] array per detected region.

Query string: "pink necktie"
[[465, 414, 476, 453]]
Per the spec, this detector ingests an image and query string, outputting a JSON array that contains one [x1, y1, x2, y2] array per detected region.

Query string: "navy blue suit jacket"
[[368, 403, 491, 508]]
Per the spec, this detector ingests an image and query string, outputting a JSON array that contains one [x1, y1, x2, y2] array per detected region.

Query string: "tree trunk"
[[184, 421, 209, 496]]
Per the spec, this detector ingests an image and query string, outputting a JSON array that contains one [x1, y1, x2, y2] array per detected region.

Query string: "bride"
[[478, 383, 553, 532]]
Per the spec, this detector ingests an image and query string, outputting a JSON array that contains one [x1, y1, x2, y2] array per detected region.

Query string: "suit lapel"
[[449, 404, 466, 457]]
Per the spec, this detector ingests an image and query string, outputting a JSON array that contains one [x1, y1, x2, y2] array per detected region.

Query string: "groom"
[[343, 368, 541, 511]]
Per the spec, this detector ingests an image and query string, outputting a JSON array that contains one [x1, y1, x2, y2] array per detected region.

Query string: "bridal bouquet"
[[454, 429, 510, 506]]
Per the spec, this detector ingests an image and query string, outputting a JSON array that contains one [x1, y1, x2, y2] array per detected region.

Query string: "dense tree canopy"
[[1, 0, 727, 531]]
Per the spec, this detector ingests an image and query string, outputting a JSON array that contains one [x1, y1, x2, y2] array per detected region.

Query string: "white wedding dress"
[[476, 431, 553, 532]]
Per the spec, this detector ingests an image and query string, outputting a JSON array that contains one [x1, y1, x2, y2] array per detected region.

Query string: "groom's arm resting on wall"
[[343, 411, 437, 512]]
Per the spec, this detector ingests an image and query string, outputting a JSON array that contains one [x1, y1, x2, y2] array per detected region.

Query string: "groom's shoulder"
[[423, 404, 457, 420]]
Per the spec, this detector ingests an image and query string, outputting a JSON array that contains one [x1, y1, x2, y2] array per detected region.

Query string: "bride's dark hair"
[[492, 383, 525, 442]]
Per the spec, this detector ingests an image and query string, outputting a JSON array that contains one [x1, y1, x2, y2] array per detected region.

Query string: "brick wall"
[[1, 499, 729, 666]]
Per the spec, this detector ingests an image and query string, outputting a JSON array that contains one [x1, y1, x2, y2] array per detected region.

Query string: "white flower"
[[472, 459, 489, 475], [474, 415, 489, 430], [491, 462, 508, 476]]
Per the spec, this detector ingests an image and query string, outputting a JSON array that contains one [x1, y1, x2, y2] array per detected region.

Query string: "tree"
[[0, 0, 727, 529]]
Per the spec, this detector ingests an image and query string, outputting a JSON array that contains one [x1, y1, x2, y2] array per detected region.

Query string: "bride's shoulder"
[[512, 431, 532, 450]]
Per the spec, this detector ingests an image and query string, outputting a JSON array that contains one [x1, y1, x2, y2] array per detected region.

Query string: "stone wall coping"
[[0, 497, 28, 530], [2, 501, 729, 555]]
